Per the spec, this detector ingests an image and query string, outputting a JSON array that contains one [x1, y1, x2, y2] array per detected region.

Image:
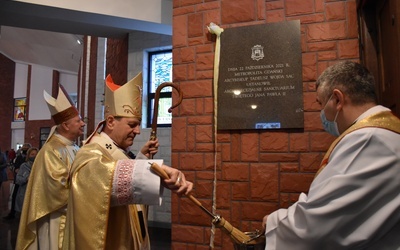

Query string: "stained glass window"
[[147, 50, 173, 127]]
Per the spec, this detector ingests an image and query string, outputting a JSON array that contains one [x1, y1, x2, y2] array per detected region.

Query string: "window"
[[147, 50, 173, 128], [13, 97, 26, 122]]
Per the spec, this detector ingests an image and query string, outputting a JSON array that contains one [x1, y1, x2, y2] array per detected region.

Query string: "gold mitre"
[[43, 85, 79, 125], [104, 73, 143, 119]]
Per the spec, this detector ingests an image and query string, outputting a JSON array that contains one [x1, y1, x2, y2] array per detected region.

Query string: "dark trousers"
[[9, 183, 19, 215]]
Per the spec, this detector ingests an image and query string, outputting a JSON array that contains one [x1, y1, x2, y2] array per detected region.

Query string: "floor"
[[0, 180, 171, 250]]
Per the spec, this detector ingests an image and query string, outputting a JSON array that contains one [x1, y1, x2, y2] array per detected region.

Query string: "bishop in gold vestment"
[[17, 86, 85, 250], [64, 73, 192, 249]]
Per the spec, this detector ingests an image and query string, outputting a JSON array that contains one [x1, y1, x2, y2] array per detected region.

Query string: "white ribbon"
[[207, 22, 223, 249]]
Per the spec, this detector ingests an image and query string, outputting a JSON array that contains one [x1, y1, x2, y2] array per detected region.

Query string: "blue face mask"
[[320, 94, 340, 137], [28, 157, 36, 162]]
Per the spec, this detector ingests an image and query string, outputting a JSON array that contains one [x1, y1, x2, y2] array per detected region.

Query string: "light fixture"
[[251, 105, 257, 109]]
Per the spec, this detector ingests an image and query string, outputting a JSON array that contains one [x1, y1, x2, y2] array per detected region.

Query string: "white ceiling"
[[0, 26, 83, 73], [0, 0, 172, 73]]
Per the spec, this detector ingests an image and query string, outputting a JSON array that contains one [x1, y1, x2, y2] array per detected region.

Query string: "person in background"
[[64, 73, 193, 249], [15, 147, 38, 217], [7, 148, 16, 165], [262, 61, 400, 249], [17, 85, 85, 250], [3, 143, 31, 221], [0, 147, 7, 189]]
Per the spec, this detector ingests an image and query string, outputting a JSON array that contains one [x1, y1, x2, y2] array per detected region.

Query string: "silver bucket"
[[233, 232, 265, 250]]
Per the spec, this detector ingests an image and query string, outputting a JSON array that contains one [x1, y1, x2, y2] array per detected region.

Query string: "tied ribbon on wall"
[[207, 22, 224, 249]]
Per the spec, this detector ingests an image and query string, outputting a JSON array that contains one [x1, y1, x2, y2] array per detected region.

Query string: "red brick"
[[172, 225, 205, 244], [250, 163, 279, 200], [346, 0, 358, 38], [187, 125, 196, 151], [257, 0, 266, 20], [222, 162, 249, 181], [287, 13, 325, 24], [317, 61, 330, 76], [180, 198, 211, 226], [289, 133, 310, 152], [196, 53, 214, 70], [173, 15, 188, 47], [304, 111, 322, 131], [180, 80, 213, 98], [188, 37, 206, 46], [181, 46, 196, 63], [221, 0, 256, 24], [308, 41, 337, 51], [196, 1, 220, 12], [180, 98, 196, 116], [315, 0, 324, 12], [318, 51, 338, 61], [230, 134, 241, 161], [241, 201, 277, 220], [196, 70, 213, 79], [310, 132, 335, 151], [280, 173, 314, 192], [173, 64, 187, 81], [303, 92, 320, 111], [300, 153, 323, 172], [221, 143, 231, 161], [325, 2, 346, 21], [338, 39, 359, 59], [303, 64, 317, 81], [259, 153, 299, 162], [232, 182, 249, 200], [172, 117, 187, 151], [188, 13, 204, 38], [180, 0, 203, 7], [196, 143, 214, 152], [180, 152, 205, 170], [204, 9, 221, 28], [307, 21, 347, 42], [204, 97, 214, 114], [195, 180, 214, 198], [187, 116, 212, 125], [281, 162, 299, 172], [241, 133, 259, 161], [266, 9, 285, 23], [196, 44, 214, 53], [266, 0, 283, 10], [173, 6, 196, 16], [216, 181, 231, 208], [260, 132, 289, 152], [196, 170, 216, 180], [285, 0, 314, 16], [196, 125, 213, 142]]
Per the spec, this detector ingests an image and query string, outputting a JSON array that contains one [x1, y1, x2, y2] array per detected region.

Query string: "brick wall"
[[171, 0, 359, 249], [0, 54, 15, 151]]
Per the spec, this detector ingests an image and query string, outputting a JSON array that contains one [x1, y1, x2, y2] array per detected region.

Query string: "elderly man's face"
[[108, 117, 141, 149], [64, 115, 86, 139]]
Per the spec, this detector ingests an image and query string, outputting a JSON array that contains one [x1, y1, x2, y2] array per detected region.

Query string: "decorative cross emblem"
[[106, 144, 112, 150]]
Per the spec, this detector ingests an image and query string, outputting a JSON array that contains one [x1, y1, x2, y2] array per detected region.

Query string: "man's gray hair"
[[316, 61, 377, 105]]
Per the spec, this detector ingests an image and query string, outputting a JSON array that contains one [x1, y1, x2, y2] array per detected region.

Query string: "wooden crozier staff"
[[149, 83, 257, 244], [149, 82, 183, 159]]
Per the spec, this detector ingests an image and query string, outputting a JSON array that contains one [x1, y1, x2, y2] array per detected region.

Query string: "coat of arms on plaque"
[[251, 45, 264, 61]]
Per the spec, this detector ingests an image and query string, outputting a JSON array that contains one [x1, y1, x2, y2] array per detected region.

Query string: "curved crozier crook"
[[150, 82, 183, 147]]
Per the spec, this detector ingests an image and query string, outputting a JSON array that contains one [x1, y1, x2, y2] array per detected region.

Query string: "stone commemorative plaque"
[[217, 20, 303, 130]]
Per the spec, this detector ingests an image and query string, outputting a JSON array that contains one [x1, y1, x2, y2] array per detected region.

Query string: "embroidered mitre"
[[43, 85, 79, 124], [104, 73, 143, 119]]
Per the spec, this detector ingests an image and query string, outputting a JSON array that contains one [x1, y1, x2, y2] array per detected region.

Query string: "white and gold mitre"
[[104, 73, 143, 119], [43, 85, 79, 124]]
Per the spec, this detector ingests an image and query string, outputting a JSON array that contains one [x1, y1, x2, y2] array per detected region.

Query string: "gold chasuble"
[[17, 133, 78, 250], [316, 110, 400, 177], [64, 132, 151, 250]]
